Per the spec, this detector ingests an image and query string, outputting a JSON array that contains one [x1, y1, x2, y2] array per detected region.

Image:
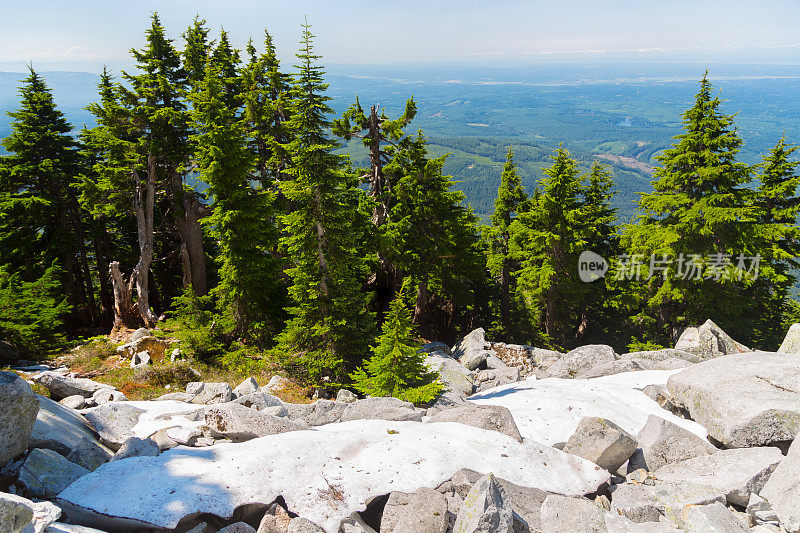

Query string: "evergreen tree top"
[[491, 147, 526, 234]]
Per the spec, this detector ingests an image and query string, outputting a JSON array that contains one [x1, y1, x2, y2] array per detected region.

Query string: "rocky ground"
[[2, 319, 800, 533]]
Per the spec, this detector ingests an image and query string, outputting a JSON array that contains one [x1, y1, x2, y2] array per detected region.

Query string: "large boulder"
[[340, 397, 422, 422], [18, 448, 89, 499], [545, 345, 617, 379], [29, 396, 110, 459], [539, 495, 605, 533], [610, 480, 725, 525], [0, 371, 39, 468], [681, 502, 748, 533], [424, 355, 474, 396], [474, 367, 520, 393], [64, 435, 113, 471], [186, 382, 234, 404], [82, 403, 145, 450], [469, 373, 707, 446], [654, 447, 784, 506], [233, 377, 260, 397], [204, 403, 308, 441], [284, 399, 348, 426], [380, 488, 448, 533], [427, 404, 523, 442], [57, 419, 609, 532], [761, 436, 800, 532], [0, 492, 34, 533], [666, 351, 800, 447], [116, 335, 172, 360], [631, 415, 717, 472], [453, 473, 513, 533], [673, 319, 749, 358], [33, 372, 115, 400], [110, 437, 160, 462], [779, 323, 800, 354], [619, 349, 701, 364], [562, 417, 637, 472], [452, 328, 488, 367]]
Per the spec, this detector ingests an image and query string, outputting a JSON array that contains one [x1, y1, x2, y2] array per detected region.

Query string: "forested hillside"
[[1, 14, 799, 395]]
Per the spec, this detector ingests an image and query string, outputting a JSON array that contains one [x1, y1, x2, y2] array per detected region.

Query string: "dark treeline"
[[1, 15, 798, 389]]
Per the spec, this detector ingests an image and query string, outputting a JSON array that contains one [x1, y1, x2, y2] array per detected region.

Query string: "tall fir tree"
[[384, 133, 485, 341], [621, 74, 756, 344], [0, 67, 95, 329], [351, 282, 441, 403], [487, 148, 527, 337], [191, 55, 285, 344], [276, 22, 374, 382], [509, 147, 589, 347]]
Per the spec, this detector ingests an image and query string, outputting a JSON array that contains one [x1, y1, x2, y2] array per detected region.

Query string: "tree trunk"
[[133, 157, 159, 327], [108, 261, 139, 329], [94, 226, 114, 330], [177, 191, 207, 295]]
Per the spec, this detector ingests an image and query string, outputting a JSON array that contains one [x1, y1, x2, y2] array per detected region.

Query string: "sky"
[[1, 0, 799, 72]]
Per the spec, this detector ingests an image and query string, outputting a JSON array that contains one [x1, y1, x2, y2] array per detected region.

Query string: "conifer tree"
[[384, 133, 485, 341], [276, 23, 374, 382], [509, 147, 589, 346], [191, 56, 284, 343], [242, 30, 294, 187], [351, 282, 441, 403], [488, 148, 527, 336], [622, 73, 755, 342], [0, 68, 94, 328]]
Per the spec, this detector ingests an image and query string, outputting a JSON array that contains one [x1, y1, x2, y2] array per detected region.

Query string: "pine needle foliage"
[[351, 283, 441, 403]]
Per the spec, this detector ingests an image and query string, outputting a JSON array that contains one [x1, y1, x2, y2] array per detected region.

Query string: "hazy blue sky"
[[1, 0, 799, 72]]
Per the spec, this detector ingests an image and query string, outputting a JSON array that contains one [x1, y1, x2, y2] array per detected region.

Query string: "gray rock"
[[426, 392, 469, 416], [0, 371, 39, 468], [674, 319, 749, 358], [284, 399, 348, 426], [204, 403, 308, 441], [233, 377, 260, 397], [650, 358, 693, 370], [562, 417, 637, 472], [34, 372, 114, 400], [340, 397, 422, 422], [474, 367, 520, 393], [619, 349, 701, 363], [446, 469, 549, 533], [681, 502, 747, 532], [546, 345, 617, 379], [380, 488, 448, 533], [18, 449, 89, 499], [452, 328, 488, 370], [540, 495, 605, 533], [127, 328, 151, 342], [428, 404, 523, 442], [335, 389, 357, 403], [64, 436, 112, 471], [286, 518, 325, 533], [91, 389, 128, 405], [25, 499, 62, 533], [761, 436, 800, 532], [187, 382, 234, 404], [29, 396, 109, 459], [235, 392, 285, 412], [579, 358, 652, 379], [529, 348, 563, 370], [218, 523, 256, 533], [0, 492, 34, 533], [666, 351, 800, 447], [82, 403, 145, 450], [610, 480, 725, 525], [109, 437, 160, 462], [339, 514, 377, 533], [154, 392, 194, 402], [264, 375, 292, 393], [453, 473, 513, 533], [654, 447, 784, 506], [129, 351, 151, 368], [424, 355, 474, 396], [257, 502, 292, 533], [778, 323, 800, 354], [631, 415, 716, 472], [484, 355, 507, 369], [58, 396, 85, 410], [746, 494, 780, 527]]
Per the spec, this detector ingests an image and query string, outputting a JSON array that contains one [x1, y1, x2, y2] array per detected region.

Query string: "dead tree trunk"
[[177, 191, 207, 295]]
